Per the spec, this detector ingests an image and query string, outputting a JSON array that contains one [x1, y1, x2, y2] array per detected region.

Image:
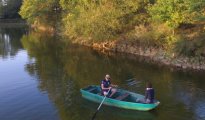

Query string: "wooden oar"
[[91, 88, 111, 120]]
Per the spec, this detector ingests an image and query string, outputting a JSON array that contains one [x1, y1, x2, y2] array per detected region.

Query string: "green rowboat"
[[80, 85, 160, 111]]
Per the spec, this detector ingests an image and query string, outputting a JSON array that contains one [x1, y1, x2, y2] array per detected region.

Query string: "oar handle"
[[97, 88, 111, 110], [91, 88, 111, 120]]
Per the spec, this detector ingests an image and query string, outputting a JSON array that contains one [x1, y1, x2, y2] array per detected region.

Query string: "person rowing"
[[101, 74, 117, 97]]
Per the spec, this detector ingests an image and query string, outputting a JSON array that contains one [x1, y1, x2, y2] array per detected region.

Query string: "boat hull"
[[80, 85, 160, 111]]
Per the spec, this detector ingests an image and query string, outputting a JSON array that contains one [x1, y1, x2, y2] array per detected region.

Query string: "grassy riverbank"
[[69, 21, 205, 71]]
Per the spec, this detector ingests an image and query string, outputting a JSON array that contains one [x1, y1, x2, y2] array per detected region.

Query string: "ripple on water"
[[194, 100, 205, 120]]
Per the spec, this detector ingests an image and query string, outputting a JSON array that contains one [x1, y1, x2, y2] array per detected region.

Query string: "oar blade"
[[91, 110, 98, 120]]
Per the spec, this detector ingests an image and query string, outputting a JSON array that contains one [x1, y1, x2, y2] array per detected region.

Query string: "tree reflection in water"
[[0, 27, 26, 58], [21, 31, 205, 120]]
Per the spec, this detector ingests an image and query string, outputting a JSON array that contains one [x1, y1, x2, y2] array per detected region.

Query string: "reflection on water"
[[0, 27, 26, 58], [0, 33, 11, 55], [82, 99, 157, 120], [0, 26, 205, 120]]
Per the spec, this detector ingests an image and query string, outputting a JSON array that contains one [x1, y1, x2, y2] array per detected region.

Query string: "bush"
[[61, 0, 149, 41]]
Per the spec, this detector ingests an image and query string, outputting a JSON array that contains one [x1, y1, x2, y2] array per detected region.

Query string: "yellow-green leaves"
[[62, 0, 148, 41], [19, 0, 59, 23], [148, 0, 205, 29]]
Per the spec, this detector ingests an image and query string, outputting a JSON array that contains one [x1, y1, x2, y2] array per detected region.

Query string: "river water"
[[0, 25, 205, 120]]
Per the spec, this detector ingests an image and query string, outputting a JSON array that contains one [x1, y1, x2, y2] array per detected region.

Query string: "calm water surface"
[[0, 26, 205, 120]]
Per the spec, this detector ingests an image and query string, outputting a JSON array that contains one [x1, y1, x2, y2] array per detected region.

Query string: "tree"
[[19, 0, 60, 24], [0, 0, 22, 18], [61, 0, 149, 41], [148, 0, 205, 29]]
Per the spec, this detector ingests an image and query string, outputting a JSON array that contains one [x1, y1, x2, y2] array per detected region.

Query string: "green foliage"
[[0, 0, 22, 18], [132, 24, 178, 50], [148, 0, 205, 29], [19, 0, 205, 58], [19, 0, 59, 24], [175, 33, 205, 57], [61, 0, 149, 41]]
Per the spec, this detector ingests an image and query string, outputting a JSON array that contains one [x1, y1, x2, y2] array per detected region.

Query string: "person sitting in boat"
[[101, 74, 117, 97], [144, 82, 154, 103], [137, 82, 155, 104]]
